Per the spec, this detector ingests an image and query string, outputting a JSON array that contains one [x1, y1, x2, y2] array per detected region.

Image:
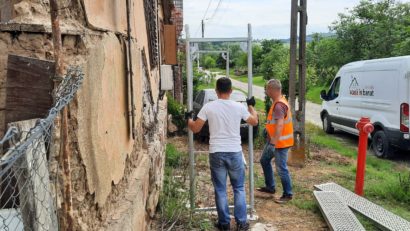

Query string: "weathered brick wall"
[[0, 0, 168, 230]]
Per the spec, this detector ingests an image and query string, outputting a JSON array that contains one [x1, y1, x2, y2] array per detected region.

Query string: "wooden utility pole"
[[50, 0, 73, 230], [201, 19, 205, 38], [288, 0, 308, 166]]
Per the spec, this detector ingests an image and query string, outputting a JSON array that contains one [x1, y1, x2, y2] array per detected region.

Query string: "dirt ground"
[[160, 135, 360, 231]]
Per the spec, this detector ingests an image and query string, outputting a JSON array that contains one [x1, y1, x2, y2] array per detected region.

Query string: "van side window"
[[328, 77, 341, 100]]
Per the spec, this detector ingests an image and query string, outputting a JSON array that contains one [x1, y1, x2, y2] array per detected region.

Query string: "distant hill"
[[279, 32, 335, 43]]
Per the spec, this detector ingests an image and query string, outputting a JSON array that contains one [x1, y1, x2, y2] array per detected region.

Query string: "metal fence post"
[[247, 23, 255, 218], [186, 25, 196, 211], [226, 51, 230, 78]]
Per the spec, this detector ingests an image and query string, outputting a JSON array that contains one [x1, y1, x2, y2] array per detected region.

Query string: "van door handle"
[[336, 101, 339, 104]]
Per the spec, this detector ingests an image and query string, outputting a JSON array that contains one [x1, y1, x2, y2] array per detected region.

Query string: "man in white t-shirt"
[[187, 77, 258, 231]]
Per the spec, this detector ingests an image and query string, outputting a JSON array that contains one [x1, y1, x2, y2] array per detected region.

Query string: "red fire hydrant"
[[355, 117, 374, 196]]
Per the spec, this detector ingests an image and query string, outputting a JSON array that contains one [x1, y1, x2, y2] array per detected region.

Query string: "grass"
[[197, 78, 216, 91], [208, 67, 225, 73], [306, 123, 410, 222], [232, 74, 266, 88], [306, 86, 324, 104], [160, 144, 218, 230], [158, 144, 189, 229]]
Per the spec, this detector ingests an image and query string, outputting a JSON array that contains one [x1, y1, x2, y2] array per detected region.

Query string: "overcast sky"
[[183, 0, 363, 39]]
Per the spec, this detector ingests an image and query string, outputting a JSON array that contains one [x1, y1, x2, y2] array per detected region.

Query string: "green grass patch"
[[232, 74, 265, 87], [209, 67, 225, 73], [306, 123, 410, 221], [158, 144, 189, 229], [306, 86, 324, 104], [197, 78, 216, 91]]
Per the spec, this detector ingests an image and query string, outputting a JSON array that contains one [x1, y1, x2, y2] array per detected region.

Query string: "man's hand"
[[185, 111, 194, 120], [246, 96, 256, 107]]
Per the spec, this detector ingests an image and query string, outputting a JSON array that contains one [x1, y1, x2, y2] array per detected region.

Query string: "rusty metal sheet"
[[5, 55, 54, 127]]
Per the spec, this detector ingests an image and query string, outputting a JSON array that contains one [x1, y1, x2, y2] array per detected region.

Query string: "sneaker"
[[275, 195, 293, 204], [214, 222, 230, 231], [236, 222, 250, 231], [256, 187, 275, 194]]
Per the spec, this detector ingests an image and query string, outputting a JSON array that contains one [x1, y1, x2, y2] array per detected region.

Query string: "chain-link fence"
[[0, 67, 84, 231]]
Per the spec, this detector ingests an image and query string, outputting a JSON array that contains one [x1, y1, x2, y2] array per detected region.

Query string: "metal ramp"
[[315, 182, 410, 231], [313, 191, 365, 231]]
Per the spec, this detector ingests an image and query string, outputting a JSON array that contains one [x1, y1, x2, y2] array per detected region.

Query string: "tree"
[[203, 56, 216, 69], [331, 0, 410, 60]]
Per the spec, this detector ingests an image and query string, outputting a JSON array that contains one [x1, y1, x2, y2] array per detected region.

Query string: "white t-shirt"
[[197, 99, 251, 153]]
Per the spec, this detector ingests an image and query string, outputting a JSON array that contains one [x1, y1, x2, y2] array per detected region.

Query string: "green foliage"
[[308, 0, 410, 86], [165, 143, 184, 168], [158, 144, 188, 229], [306, 86, 324, 105], [167, 94, 186, 132], [307, 123, 410, 209], [232, 75, 265, 87], [203, 56, 216, 69], [331, 0, 410, 60]]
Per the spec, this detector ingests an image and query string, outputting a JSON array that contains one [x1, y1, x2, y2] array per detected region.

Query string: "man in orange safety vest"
[[257, 79, 294, 204]]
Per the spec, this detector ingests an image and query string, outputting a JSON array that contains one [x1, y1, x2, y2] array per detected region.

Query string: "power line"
[[208, 0, 223, 21], [202, 0, 213, 20], [195, 0, 213, 36], [211, 0, 230, 26]]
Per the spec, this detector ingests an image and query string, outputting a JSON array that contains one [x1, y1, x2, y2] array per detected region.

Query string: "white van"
[[320, 56, 410, 158]]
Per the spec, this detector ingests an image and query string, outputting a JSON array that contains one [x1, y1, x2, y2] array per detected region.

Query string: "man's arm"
[[246, 106, 258, 126], [188, 118, 206, 133], [270, 118, 284, 145]]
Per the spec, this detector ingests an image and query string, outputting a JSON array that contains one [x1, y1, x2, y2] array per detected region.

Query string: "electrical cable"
[[208, 0, 223, 21], [195, 0, 214, 36]]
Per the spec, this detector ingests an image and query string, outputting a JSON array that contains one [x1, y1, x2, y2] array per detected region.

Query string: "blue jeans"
[[209, 152, 247, 225], [260, 144, 293, 196]]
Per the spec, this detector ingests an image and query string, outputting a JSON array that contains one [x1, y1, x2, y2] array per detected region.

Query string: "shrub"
[[167, 94, 186, 132]]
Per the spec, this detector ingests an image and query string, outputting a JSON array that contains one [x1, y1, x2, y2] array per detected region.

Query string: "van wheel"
[[372, 130, 391, 158], [322, 114, 334, 134]]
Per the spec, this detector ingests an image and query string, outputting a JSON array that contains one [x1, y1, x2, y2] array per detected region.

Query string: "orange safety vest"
[[265, 96, 294, 148]]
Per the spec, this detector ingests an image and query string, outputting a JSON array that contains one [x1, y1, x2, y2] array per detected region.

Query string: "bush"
[[203, 56, 216, 69], [167, 94, 186, 132]]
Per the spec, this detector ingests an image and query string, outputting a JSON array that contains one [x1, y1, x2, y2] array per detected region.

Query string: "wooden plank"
[[5, 55, 54, 131], [164, 25, 177, 65]]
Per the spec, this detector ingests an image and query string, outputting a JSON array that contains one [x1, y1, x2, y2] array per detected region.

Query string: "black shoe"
[[256, 187, 275, 194], [215, 222, 230, 231], [236, 222, 250, 231], [275, 195, 293, 204]]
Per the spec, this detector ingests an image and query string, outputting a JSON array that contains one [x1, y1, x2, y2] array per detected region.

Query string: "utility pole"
[[289, 0, 307, 167], [201, 19, 205, 38]]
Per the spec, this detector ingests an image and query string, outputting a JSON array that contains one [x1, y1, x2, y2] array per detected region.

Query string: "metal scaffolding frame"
[[185, 24, 256, 219]]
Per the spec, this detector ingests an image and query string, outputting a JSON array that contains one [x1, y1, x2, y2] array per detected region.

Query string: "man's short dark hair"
[[216, 77, 232, 93]]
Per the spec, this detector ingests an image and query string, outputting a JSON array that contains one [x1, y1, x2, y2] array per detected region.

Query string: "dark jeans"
[[260, 144, 293, 196], [209, 152, 247, 225]]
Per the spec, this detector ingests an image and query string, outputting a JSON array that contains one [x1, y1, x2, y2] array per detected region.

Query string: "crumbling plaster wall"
[[0, 0, 168, 230]]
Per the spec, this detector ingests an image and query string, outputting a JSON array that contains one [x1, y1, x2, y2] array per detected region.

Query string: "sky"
[[183, 0, 363, 39]]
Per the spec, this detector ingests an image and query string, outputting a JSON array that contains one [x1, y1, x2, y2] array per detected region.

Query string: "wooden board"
[[5, 55, 54, 129], [164, 24, 177, 65]]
